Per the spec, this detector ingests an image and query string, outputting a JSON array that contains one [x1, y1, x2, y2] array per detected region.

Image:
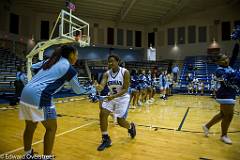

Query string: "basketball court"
[[0, 95, 239, 160], [0, 0, 240, 159]]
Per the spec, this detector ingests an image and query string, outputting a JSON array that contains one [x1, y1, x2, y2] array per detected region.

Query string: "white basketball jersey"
[[106, 67, 126, 95]]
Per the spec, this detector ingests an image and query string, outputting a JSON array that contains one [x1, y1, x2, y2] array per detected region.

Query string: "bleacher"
[[0, 48, 26, 94], [0, 48, 26, 103], [0, 48, 91, 104], [179, 56, 216, 89], [178, 55, 240, 91]]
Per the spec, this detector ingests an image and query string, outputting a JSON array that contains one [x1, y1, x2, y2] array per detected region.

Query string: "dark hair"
[[108, 54, 120, 62], [42, 45, 77, 70]]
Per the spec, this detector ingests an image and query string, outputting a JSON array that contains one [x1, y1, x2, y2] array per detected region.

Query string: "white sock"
[[129, 124, 132, 129], [102, 131, 108, 135]]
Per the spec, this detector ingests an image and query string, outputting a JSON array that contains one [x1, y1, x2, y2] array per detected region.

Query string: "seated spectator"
[[192, 77, 199, 95], [198, 80, 205, 95], [187, 83, 193, 94]]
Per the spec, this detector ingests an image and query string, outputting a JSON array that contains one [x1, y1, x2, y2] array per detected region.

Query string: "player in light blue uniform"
[[19, 45, 92, 158], [129, 69, 140, 108], [159, 71, 167, 100], [137, 69, 148, 105], [145, 70, 154, 104]]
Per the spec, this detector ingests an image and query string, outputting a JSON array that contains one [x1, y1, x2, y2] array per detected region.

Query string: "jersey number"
[[112, 87, 117, 94]]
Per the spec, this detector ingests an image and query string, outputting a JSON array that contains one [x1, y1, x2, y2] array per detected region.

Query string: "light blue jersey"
[[20, 57, 87, 109]]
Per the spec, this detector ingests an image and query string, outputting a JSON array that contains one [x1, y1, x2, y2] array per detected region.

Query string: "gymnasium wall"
[[0, 3, 239, 61], [77, 47, 144, 61], [0, 3, 147, 60], [154, 5, 240, 60], [44, 46, 144, 61]]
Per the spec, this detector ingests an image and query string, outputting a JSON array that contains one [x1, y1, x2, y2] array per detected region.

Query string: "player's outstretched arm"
[[69, 75, 92, 94]]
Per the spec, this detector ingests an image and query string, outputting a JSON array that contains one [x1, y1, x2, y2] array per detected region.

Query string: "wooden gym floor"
[[0, 95, 239, 160]]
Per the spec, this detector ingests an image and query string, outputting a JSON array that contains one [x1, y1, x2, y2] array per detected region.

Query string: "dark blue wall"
[[44, 46, 144, 61], [78, 47, 144, 61]]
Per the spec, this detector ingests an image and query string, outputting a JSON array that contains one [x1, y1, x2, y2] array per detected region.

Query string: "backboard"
[[50, 9, 90, 47]]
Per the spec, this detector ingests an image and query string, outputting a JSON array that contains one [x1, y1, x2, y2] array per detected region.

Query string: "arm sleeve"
[[31, 61, 45, 74], [31, 61, 45, 69], [69, 75, 92, 94]]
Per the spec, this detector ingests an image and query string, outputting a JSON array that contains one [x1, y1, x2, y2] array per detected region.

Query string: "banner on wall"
[[147, 47, 156, 61]]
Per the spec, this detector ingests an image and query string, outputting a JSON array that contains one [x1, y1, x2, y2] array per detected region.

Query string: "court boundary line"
[[137, 124, 240, 134], [177, 107, 190, 131], [0, 121, 97, 156]]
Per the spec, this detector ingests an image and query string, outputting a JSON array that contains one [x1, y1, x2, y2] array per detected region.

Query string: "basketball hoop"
[[27, 9, 90, 80]]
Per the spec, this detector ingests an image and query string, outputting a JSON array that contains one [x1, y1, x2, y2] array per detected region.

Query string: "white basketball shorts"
[[101, 94, 130, 119], [19, 104, 57, 122]]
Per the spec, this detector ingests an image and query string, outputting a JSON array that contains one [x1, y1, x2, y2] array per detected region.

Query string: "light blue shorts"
[[216, 99, 236, 105]]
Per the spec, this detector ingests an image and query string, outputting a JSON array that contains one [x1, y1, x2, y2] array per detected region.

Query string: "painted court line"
[[177, 107, 190, 131], [0, 121, 97, 156]]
